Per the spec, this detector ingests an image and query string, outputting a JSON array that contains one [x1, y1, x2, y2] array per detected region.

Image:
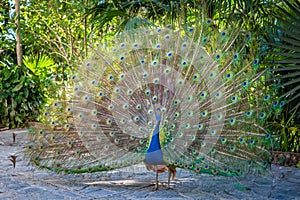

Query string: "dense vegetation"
[[0, 0, 299, 153]]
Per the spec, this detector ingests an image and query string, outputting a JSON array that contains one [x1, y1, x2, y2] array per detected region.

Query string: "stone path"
[[0, 129, 300, 199]]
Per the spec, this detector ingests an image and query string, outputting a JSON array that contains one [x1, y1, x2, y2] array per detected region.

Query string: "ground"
[[0, 129, 300, 200]]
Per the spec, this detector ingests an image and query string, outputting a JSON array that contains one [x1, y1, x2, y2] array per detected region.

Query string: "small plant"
[[272, 109, 300, 153]]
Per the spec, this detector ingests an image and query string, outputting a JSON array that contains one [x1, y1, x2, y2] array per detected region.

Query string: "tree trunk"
[[15, 0, 22, 66]]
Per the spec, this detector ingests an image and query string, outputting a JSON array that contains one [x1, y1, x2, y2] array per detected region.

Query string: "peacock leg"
[[155, 169, 159, 190], [167, 168, 171, 189]]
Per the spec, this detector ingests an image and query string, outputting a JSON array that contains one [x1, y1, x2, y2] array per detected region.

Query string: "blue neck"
[[147, 120, 161, 153], [145, 116, 165, 165]]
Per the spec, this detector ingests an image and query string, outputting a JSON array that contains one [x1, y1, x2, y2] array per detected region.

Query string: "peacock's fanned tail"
[[26, 19, 281, 177]]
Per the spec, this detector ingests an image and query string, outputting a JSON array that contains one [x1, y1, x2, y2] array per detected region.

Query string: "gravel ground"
[[0, 129, 299, 200]]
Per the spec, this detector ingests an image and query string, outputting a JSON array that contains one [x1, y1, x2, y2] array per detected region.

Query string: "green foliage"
[[22, 0, 103, 68], [89, 0, 179, 32], [265, 0, 300, 153], [0, 2, 16, 64], [23, 54, 65, 101], [0, 64, 46, 128], [267, 0, 300, 110], [0, 53, 63, 128], [272, 110, 300, 152], [0, 1, 74, 128]]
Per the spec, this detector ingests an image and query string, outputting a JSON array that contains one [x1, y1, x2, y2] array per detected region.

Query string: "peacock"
[[25, 15, 283, 190]]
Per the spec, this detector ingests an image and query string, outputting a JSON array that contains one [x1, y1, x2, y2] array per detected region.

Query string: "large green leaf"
[[12, 76, 25, 92], [269, 0, 300, 110]]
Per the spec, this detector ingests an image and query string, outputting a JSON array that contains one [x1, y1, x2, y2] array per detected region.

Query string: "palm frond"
[[268, 0, 300, 110]]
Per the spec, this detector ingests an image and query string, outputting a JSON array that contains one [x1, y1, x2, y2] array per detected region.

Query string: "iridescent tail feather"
[[25, 16, 280, 180]]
